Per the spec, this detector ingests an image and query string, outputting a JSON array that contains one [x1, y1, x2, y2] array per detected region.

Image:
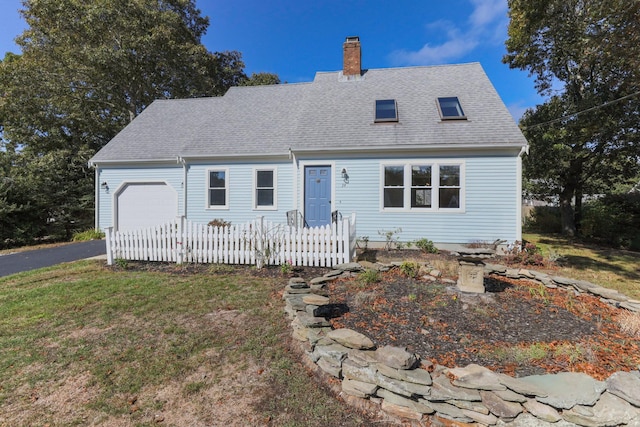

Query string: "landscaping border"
[[283, 262, 640, 426]]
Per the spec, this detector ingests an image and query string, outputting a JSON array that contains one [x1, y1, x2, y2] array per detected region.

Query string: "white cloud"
[[389, 0, 508, 65]]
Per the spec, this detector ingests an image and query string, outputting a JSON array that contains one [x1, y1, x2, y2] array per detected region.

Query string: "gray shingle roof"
[[90, 62, 527, 164]]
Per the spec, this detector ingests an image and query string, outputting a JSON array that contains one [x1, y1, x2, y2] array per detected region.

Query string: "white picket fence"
[[105, 214, 357, 268]]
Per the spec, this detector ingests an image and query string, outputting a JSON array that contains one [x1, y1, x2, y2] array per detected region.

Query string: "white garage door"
[[116, 182, 178, 231]]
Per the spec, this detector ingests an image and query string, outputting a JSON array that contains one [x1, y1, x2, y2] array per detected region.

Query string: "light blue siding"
[[97, 153, 521, 245], [186, 161, 294, 225], [330, 154, 520, 244], [96, 166, 183, 230]]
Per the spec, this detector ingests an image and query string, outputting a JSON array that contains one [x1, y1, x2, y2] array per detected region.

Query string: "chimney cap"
[[345, 36, 360, 43]]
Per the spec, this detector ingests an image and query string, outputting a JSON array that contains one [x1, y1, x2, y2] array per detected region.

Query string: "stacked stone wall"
[[283, 262, 640, 426]]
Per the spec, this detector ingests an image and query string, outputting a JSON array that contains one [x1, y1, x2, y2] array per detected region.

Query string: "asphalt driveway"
[[0, 240, 106, 277]]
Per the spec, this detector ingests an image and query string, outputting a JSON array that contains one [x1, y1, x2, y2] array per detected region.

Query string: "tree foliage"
[[0, 0, 277, 247], [504, 0, 640, 235], [241, 72, 281, 86]]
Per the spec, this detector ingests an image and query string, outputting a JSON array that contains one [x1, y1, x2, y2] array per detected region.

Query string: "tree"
[[241, 72, 281, 86], [504, 0, 640, 235], [0, 0, 278, 246]]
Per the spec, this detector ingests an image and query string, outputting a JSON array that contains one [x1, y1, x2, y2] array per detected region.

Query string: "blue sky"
[[0, 0, 542, 121]]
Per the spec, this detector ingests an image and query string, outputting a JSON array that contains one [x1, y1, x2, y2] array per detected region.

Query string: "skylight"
[[375, 99, 398, 122], [437, 97, 466, 120]]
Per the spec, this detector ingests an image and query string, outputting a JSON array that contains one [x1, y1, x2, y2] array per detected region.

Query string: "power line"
[[521, 90, 640, 130]]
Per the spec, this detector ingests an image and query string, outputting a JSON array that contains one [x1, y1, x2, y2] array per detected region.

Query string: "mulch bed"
[[328, 268, 640, 380]]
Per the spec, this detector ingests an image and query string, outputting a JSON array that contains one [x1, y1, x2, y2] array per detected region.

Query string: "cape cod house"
[[90, 37, 528, 248]]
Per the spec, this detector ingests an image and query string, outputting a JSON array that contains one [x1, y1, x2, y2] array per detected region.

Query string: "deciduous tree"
[[504, 0, 640, 235], [0, 0, 276, 246]]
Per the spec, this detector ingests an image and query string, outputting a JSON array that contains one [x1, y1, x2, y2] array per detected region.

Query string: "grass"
[[523, 233, 640, 300], [0, 261, 371, 426]]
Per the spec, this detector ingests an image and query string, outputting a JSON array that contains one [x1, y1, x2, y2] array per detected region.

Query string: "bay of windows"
[[383, 163, 462, 210]]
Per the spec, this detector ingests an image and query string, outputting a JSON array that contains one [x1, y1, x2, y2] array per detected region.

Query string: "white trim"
[[112, 180, 179, 231], [516, 153, 523, 241], [205, 167, 230, 210], [94, 167, 100, 230], [379, 159, 466, 213], [253, 167, 278, 211]]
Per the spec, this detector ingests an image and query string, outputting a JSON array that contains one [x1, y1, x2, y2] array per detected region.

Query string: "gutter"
[[288, 142, 527, 155]]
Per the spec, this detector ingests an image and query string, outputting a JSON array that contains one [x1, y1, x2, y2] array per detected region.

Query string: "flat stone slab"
[[302, 294, 330, 306], [288, 277, 307, 287], [497, 413, 577, 426], [375, 372, 431, 398], [333, 262, 363, 272], [313, 342, 349, 363], [519, 372, 605, 409], [377, 388, 434, 414], [342, 377, 378, 398], [429, 374, 482, 402], [284, 284, 311, 294], [480, 390, 523, 418], [327, 328, 375, 350], [562, 391, 640, 427], [522, 398, 561, 423], [342, 359, 377, 383], [424, 401, 473, 422], [497, 373, 548, 397], [377, 363, 432, 386], [449, 364, 507, 391], [296, 311, 331, 328], [605, 370, 640, 407], [375, 345, 418, 370]]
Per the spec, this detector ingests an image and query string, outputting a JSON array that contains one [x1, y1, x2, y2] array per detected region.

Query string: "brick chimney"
[[343, 36, 361, 76]]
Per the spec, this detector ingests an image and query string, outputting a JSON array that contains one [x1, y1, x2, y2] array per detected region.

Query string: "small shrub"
[[72, 229, 105, 241], [280, 260, 293, 275], [114, 258, 129, 269], [415, 238, 438, 254], [378, 227, 402, 250], [399, 261, 420, 278], [358, 269, 381, 285], [503, 241, 545, 266], [523, 206, 561, 233], [356, 235, 370, 251], [208, 218, 231, 228]]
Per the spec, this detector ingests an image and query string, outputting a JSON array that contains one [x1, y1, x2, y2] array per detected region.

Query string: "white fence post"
[[176, 216, 184, 264], [255, 216, 264, 269], [105, 227, 114, 265]]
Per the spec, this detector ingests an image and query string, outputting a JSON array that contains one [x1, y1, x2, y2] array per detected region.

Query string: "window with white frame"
[[254, 168, 276, 209], [207, 169, 228, 208], [382, 162, 463, 210]]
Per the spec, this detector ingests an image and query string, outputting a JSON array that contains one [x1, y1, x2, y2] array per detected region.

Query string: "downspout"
[[180, 157, 187, 219], [289, 148, 299, 211], [516, 145, 529, 242]]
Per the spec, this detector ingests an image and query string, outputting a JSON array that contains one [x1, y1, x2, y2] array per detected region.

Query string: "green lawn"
[[0, 261, 371, 426], [523, 233, 640, 300]]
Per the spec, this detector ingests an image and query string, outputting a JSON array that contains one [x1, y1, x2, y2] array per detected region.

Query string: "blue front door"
[[304, 166, 331, 227]]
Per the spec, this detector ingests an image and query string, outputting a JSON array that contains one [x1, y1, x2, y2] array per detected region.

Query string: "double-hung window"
[[254, 168, 276, 209], [382, 162, 463, 211], [207, 168, 228, 209]]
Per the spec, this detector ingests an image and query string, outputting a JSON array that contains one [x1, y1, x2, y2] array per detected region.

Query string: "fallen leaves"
[[328, 270, 640, 379]]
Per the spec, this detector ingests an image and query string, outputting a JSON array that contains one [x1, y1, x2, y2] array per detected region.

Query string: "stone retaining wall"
[[283, 262, 640, 426]]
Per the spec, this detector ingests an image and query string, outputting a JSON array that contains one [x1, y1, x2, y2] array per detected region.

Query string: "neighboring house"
[[89, 37, 528, 248]]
